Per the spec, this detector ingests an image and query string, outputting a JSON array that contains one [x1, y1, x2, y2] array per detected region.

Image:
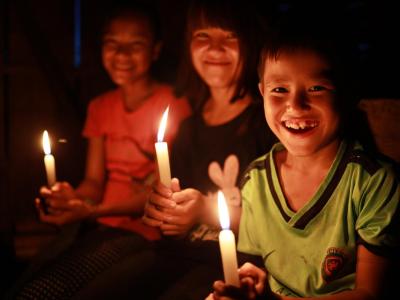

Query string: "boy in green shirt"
[[208, 16, 400, 300]]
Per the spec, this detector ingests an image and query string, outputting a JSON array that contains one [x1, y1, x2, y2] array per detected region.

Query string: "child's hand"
[[206, 263, 267, 300], [35, 181, 97, 225], [37, 181, 77, 217], [209, 154, 241, 206], [142, 178, 179, 228], [35, 197, 96, 226], [160, 187, 206, 236]]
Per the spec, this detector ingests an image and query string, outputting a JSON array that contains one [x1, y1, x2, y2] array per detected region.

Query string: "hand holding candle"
[[218, 190, 240, 287], [42, 130, 57, 187], [155, 107, 171, 187]]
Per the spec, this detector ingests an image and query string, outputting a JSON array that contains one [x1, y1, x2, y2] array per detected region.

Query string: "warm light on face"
[[157, 106, 169, 142], [42, 130, 51, 155], [218, 191, 230, 230]]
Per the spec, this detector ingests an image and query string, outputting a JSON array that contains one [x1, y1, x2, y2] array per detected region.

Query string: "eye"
[[271, 87, 288, 93], [193, 31, 209, 39], [309, 85, 326, 92], [102, 40, 118, 51]]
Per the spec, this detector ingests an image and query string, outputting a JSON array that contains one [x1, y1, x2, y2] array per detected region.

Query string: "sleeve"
[[356, 164, 400, 257], [237, 170, 263, 256], [82, 98, 106, 138]]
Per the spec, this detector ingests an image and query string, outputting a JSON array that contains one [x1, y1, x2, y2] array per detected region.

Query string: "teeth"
[[284, 120, 318, 130]]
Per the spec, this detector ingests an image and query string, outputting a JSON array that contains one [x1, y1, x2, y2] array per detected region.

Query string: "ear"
[[208, 161, 225, 188], [152, 41, 162, 61], [223, 154, 239, 187], [258, 82, 264, 96]]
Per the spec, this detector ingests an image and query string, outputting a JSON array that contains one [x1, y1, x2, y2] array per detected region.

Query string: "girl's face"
[[102, 16, 161, 86], [190, 27, 241, 89], [259, 49, 340, 157]]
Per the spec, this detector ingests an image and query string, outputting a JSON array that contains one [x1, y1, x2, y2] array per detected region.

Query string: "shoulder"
[[346, 141, 398, 178], [87, 89, 121, 111], [239, 153, 270, 189], [151, 83, 192, 115]]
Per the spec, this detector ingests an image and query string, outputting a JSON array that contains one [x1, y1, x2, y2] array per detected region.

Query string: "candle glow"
[[155, 107, 171, 187], [42, 130, 57, 187], [218, 191, 240, 287]]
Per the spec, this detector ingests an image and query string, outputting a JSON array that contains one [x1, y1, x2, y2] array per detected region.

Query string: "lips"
[[204, 60, 230, 66]]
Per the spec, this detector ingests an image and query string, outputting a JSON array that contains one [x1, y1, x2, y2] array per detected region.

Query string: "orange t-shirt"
[[83, 84, 191, 240]]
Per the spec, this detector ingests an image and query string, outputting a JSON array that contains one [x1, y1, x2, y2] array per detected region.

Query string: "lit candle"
[[42, 130, 57, 187], [218, 191, 240, 287], [155, 107, 171, 187]]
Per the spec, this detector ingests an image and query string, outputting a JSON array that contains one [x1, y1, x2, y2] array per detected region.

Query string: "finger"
[[142, 214, 163, 227], [171, 178, 181, 193], [205, 293, 215, 300], [39, 186, 52, 196], [160, 223, 182, 232], [145, 203, 169, 222], [35, 197, 49, 215], [47, 199, 75, 210], [171, 188, 201, 204], [153, 180, 173, 198], [149, 192, 176, 209]]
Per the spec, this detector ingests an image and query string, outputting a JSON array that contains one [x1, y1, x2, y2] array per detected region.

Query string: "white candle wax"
[[155, 107, 171, 187], [42, 130, 57, 187], [155, 142, 171, 187], [44, 154, 56, 187], [218, 191, 240, 287]]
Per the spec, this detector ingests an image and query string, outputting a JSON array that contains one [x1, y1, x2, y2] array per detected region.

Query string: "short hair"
[[175, 0, 265, 110], [258, 11, 364, 141]]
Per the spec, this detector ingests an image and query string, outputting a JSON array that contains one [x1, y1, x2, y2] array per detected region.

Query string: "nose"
[[286, 90, 310, 112], [207, 38, 225, 54], [115, 44, 134, 55]]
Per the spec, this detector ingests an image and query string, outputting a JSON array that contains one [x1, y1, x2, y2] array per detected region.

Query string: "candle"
[[218, 191, 240, 287], [155, 107, 171, 187], [42, 130, 57, 187]]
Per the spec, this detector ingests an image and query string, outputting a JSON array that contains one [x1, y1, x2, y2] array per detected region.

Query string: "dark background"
[[1, 0, 399, 293]]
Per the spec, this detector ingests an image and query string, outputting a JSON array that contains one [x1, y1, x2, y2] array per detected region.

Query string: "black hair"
[[175, 0, 265, 110], [257, 9, 375, 146], [101, 0, 162, 43]]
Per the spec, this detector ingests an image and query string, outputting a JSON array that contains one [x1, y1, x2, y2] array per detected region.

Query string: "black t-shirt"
[[170, 102, 277, 194]]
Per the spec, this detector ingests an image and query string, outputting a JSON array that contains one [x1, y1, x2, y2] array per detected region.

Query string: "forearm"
[[75, 178, 104, 204], [91, 187, 149, 218]]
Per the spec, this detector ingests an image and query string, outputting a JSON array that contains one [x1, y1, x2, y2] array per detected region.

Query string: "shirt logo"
[[321, 247, 347, 282]]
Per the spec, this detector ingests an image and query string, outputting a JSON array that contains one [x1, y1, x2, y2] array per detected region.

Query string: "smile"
[[282, 119, 318, 133]]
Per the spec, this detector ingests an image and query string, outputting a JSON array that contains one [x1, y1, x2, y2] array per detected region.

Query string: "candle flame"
[[42, 130, 52, 155], [218, 191, 230, 230], [157, 106, 169, 142]]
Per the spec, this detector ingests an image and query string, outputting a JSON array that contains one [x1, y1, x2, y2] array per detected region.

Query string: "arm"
[[37, 136, 105, 225], [207, 245, 391, 300]]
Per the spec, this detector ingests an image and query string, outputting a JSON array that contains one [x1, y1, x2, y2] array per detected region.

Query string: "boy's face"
[[102, 16, 161, 86], [259, 49, 340, 156], [190, 27, 241, 89]]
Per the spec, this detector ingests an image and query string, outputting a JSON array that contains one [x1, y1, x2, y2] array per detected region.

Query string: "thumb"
[[171, 178, 181, 193]]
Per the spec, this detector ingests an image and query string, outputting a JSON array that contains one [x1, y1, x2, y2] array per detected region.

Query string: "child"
[[207, 16, 400, 300], [138, 0, 276, 298], [6, 2, 191, 299]]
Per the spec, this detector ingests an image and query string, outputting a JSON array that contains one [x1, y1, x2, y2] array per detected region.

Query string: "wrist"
[[83, 198, 99, 219]]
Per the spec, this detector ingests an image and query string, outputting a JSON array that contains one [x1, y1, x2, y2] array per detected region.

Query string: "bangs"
[[187, 1, 238, 33]]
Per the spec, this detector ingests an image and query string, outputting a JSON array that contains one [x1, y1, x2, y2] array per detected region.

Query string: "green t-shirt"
[[238, 140, 400, 297]]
